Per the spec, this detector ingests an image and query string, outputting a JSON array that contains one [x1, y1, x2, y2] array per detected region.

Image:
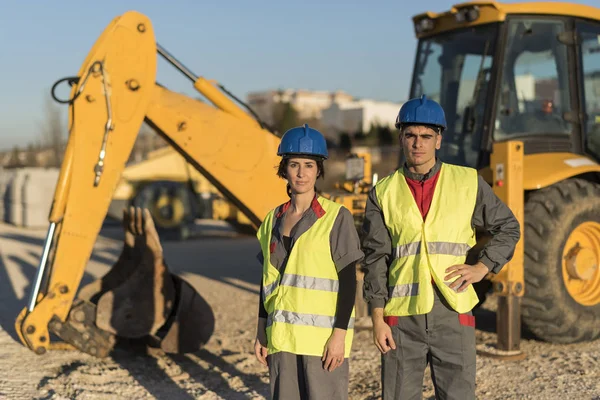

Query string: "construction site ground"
[[0, 221, 599, 400]]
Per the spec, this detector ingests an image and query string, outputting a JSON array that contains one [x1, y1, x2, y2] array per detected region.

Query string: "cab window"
[[494, 18, 572, 139], [577, 20, 600, 159]]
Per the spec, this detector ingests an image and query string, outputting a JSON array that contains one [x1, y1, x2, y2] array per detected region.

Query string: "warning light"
[[496, 180, 504, 187]]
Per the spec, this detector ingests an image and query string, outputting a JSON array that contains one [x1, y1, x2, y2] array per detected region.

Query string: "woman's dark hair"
[[276, 156, 326, 197]]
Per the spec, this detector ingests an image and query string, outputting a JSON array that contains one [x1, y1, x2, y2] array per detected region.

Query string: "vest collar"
[[276, 194, 326, 219], [402, 157, 442, 182]]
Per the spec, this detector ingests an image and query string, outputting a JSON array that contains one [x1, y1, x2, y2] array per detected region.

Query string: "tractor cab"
[[410, 2, 600, 171]]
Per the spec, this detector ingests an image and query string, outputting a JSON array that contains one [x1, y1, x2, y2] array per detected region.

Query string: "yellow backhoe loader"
[[13, 10, 371, 357], [410, 1, 600, 357]]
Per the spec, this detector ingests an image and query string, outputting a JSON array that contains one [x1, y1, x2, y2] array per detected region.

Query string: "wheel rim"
[[562, 221, 600, 306], [151, 193, 185, 229]]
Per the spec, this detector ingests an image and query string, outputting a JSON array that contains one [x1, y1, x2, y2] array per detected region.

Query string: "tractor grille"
[[524, 139, 572, 155]]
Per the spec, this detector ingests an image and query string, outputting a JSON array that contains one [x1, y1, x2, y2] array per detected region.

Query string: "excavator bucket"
[[155, 274, 215, 353], [52, 207, 214, 356], [77, 208, 148, 304], [95, 207, 176, 338]]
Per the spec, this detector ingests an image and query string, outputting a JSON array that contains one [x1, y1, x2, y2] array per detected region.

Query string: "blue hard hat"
[[277, 124, 328, 159], [395, 94, 447, 131]]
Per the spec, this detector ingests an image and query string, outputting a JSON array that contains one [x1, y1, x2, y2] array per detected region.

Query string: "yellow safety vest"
[[257, 196, 355, 358], [375, 163, 480, 316]]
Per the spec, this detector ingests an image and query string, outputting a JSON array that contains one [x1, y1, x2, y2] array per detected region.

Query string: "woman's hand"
[[254, 317, 268, 367], [254, 337, 268, 366], [322, 328, 346, 372]]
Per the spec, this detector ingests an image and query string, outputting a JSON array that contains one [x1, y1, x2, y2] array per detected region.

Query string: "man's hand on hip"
[[444, 262, 489, 293]]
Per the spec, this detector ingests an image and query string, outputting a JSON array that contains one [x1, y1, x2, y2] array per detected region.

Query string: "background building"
[[246, 89, 354, 127], [320, 99, 403, 141]]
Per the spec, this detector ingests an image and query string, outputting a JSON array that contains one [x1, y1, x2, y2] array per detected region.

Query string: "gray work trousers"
[[267, 351, 349, 400], [381, 286, 476, 400]]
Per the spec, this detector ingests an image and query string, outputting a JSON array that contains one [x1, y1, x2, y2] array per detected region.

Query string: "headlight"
[[415, 17, 435, 34], [455, 5, 480, 23]]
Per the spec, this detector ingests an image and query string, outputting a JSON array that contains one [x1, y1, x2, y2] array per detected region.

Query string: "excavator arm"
[[15, 11, 289, 357], [145, 84, 288, 229]]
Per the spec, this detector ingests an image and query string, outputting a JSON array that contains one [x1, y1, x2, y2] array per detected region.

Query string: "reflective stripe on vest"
[[256, 196, 355, 357], [392, 241, 472, 258], [261, 274, 339, 303], [375, 163, 480, 316], [262, 280, 279, 302], [267, 310, 356, 329], [388, 283, 420, 298]]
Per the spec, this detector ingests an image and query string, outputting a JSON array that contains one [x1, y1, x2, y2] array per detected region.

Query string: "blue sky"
[[1, 0, 598, 150]]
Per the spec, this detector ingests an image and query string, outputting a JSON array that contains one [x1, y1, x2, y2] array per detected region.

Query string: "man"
[[361, 95, 521, 400]]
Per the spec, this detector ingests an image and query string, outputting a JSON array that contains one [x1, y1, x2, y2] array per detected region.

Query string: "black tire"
[[522, 178, 600, 343], [132, 181, 201, 241]]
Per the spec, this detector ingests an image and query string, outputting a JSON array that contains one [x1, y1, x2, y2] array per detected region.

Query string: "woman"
[[254, 124, 364, 400]]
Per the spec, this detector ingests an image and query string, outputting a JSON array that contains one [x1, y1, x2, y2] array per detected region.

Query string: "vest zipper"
[[420, 179, 425, 219]]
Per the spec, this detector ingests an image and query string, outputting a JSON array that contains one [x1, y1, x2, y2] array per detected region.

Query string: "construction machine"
[[14, 11, 371, 357], [110, 146, 254, 240], [410, 1, 600, 356]]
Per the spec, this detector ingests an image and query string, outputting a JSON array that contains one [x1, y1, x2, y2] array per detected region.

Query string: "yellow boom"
[[15, 11, 290, 356]]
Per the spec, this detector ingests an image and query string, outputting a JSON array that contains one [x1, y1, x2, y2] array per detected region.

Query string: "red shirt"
[[404, 169, 441, 219]]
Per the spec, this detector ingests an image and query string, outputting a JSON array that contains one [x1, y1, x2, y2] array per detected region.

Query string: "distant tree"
[[325, 138, 337, 151], [25, 143, 38, 166], [339, 133, 352, 150], [39, 95, 66, 167], [353, 130, 368, 145], [272, 101, 299, 135], [7, 146, 23, 168], [372, 123, 395, 147]]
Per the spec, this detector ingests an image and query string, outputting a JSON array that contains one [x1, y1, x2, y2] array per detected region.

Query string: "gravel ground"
[[0, 222, 598, 399]]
